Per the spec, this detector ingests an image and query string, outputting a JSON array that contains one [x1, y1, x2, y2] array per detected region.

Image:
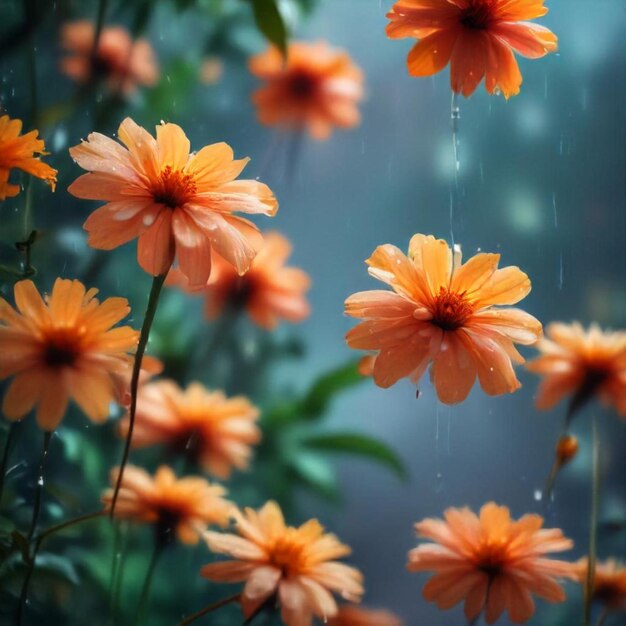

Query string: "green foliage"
[[302, 432, 408, 481], [247, 0, 288, 56]]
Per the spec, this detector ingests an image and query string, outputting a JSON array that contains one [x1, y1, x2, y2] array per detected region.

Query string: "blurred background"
[[0, 0, 625, 624]]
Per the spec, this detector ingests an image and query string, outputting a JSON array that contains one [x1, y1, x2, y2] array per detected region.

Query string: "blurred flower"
[[386, 0, 558, 98], [345, 234, 542, 403], [0, 279, 137, 430], [102, 465, 232, 545], [326, 605, 403, 626], [200, 56, 223, 85], [407, 502, 576, 624], [120, 380, 260, 479], [202, 500, 364, 625], [576, 558, 626, 612], [112, 354, 163, 407], [249, 41, 363, 140], [0, 114, 57, 200], [527, 322, 626, 417], [168, 231, 310, 330], [69, 118, 277, 285], [59, 20, 159, 94]]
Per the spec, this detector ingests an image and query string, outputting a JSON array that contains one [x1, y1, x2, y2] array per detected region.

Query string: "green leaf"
[[300, 359, 365, 419], [303, 433, 408, 480], [10, 531, 30, 565], [248, 0, 288, 57], [288, 453, 340, 501], [35, 553, 80, 585]]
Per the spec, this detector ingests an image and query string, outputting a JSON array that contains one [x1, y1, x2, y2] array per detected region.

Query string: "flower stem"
[[595, 608, 610, 626], [133, 542, 164, 626], [0, 422, 19, 508], [16, 430, 52, 625], [177, 593, 241, 626], [109, 272, 168, 519], [92, 0, 109, 62], [584, 415, 601, 626]]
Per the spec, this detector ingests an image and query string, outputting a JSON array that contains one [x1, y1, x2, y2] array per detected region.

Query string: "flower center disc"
[[431, 288, 473, 331], [43, 332, 81, 367], [288, 71, 317, 100], [461, 1, 494, 29], [153, 166, 197, 208]]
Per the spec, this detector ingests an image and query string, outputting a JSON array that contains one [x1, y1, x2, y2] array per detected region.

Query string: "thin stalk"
[[109, 272, 168, 518], [111, 524, 129, 624], [16, 430, 52, 625], [449, 91, 461, 246], [584, 416, 601, 626], [26, 431, 51, 542], [17, 511, 102, 626], [595, 608, 610, 626], [0, 422, 19, 507], [133, 542, 164, 626], [177, 593, 241, 626], [92, 0, 109, 63]]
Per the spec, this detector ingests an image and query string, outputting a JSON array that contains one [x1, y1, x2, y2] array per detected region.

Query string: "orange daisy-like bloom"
[[0, 114, 57, 200], [407, 503, 576, 624], [386, 0, 558, 98], [102, 465, 233, 545], [527, 322, 626, 417], [120, 380, 260, 479], [202, 501, 364, 625], [576, 558, 626, 612], [249, 41, 364, 140], [344, 234, 542, 403], [0, 279, 137, 430], [168, 231, 310, 330], [60, 20, 159, 94], [68, 118, 278, 286], [326, 605, 403, 626]]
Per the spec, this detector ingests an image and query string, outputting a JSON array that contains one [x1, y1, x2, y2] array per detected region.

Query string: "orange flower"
[[327, 605, 403, 626], [102, 465, 232, 545], [0, 279, 138, 430], [345, 234, 542, 403], [168, 231, 310, 330], [386, 0, 558, 98], [249, 41, 363, 140], [60, 20, 159, 94], [527, 322, 626, 417], [202, 501, 364, 625], [0, 114, 57, 200], [120, 380, 260, 479], [69, 118, 278, 286], [576, 558, 626, 612], [407, 503, 576, 624]]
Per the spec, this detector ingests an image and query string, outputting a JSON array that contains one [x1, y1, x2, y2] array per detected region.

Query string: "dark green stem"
[[133, 542, 164, 626], [595, 608, 610, 626], [584, 416, 601, 626], [92, 0, 109, 62], [177, 593, 241, 626], [34, 511, 104, 545], [110, 523, 129, 625], [16, 430, 52, 625], [0, 422, 19, 508], [109, 272, 167, 518]]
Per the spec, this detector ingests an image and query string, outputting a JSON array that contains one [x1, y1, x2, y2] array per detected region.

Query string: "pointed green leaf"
[[303, 432, 408, 480], [300, 359, 365, 419], [249, 0, 288, 57]]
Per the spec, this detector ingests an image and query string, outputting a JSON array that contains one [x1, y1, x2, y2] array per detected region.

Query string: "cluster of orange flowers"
[[1, 2, 625, 624]]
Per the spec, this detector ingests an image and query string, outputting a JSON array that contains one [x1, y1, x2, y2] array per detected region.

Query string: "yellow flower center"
[[269, 532, 307, 575], [152, 165, 197, 208], [431, 287, 474, 331]]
